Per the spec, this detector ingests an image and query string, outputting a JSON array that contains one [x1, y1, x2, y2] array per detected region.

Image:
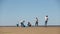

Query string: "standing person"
[[45, 15, 48, 27], [27, 22, 31, 27], [35, 17, 38, 27], [21, 20, 25, 27]]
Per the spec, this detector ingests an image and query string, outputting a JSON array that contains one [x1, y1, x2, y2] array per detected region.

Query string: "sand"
[[0, 27, 60, 34]]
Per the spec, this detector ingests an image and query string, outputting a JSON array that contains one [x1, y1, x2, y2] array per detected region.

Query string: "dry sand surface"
[[0, 27, 60, 34]]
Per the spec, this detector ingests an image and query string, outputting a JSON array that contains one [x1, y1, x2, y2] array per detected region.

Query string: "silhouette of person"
[[27, 22, 31, 27], [21, 20, 25, 27], [35, 17, 38, 27], [45, 15, 48, 26], [16, 23, 19, 27]]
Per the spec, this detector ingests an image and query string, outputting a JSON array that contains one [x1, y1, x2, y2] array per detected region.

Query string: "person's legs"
[[45, 21, 47, 27], [35, 22, 38, 27], [16, 24, 19, 27], [35, 23, 36, 26], [21, 23, 23, 27]]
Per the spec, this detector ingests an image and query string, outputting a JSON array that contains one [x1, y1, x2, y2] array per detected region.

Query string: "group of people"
[[17, 15, 48, 27], [20, 20, 31, 27]]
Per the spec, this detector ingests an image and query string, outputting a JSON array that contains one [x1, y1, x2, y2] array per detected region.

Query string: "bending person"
[[21, 20, 25, 27]]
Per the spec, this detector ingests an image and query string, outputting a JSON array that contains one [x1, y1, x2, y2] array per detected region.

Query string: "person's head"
[[23, 20, 25, 22], [46, 15, 48, 17], [28, 22, 30, 24], [36, 17, 38, 19]]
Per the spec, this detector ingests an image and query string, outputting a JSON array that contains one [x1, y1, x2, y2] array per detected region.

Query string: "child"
[[27, 22, 31, 27]]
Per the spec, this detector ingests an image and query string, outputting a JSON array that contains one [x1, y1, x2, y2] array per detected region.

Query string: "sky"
[[0, 0, 60, 26]]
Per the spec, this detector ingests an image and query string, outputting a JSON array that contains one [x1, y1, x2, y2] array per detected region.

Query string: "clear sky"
[[0, 0, 60, 26]]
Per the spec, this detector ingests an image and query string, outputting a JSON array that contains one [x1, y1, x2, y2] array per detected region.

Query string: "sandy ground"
[[0, 27, 60, 34]]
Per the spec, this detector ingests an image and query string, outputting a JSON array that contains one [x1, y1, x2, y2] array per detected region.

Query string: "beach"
[[0, 27, 60, 34]]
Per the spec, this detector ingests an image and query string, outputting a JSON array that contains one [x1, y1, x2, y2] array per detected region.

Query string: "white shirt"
[[45, 16, 48, 21]]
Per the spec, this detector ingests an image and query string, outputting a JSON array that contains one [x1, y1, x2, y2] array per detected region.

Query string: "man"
[[21, 20, 25, 27], [45, 15, 48, 26], [35, 17, 38, 27]]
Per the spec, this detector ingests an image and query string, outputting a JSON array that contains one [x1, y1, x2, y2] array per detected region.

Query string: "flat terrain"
[[0, 27, 60, 34]]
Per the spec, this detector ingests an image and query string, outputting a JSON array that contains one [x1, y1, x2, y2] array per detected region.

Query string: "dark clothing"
[[21, 23, 25, 27], [45, 21, 47, 26], [16, 24, 19, 27], [35, 21, 38, 26], [28, 24, 31, 27], [27, 22, 31, 27]]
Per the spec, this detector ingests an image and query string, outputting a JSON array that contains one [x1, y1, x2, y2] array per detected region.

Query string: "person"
[[35, 17, 38, 27], [21, 20, 25, 27], [45, 15, 48, 27], [16, 23, 19, 27], [27, 22, 31, 27]]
